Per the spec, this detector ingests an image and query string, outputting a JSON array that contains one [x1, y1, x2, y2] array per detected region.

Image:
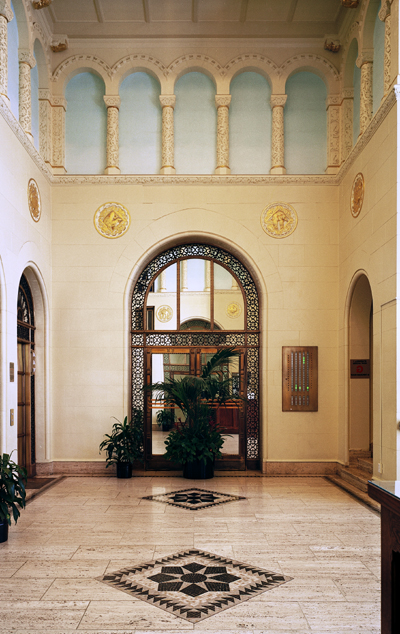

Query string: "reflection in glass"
[[151, 351, 189, 455], [180, 259, 211, 328], [214, 263, 244, 330], [147, 263, 177, 330], [201, 352, 241, 456]]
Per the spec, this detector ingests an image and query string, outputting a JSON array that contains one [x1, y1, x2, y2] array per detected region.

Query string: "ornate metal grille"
[[131, 244, 260, 465]]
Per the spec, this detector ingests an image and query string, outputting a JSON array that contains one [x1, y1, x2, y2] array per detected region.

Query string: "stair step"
[[337, 466, 369, 492], [326, 475, 380, 513], [357, 457, 373, 474]]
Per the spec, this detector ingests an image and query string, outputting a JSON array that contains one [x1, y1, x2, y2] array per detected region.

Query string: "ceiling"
[[41, 0, 346, 40]]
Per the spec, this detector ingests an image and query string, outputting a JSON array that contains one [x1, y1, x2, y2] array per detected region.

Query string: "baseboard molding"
[[36, 461, 117, 476], [262, 461, 338, 476]]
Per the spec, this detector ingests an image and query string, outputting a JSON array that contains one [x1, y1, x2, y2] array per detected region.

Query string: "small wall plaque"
[[350, 359, 370, 378], [282, 346, 318, 412]]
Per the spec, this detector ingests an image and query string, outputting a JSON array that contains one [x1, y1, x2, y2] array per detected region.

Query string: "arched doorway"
[[349, 274, 373, 458], [17, 274, 36, 477], [131, 243, 260, 471]]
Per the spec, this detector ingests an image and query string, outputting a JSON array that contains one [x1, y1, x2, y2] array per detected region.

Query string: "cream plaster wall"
[[338, 105, 397, 479], [50, 181, 339, 466], [0, 108, 52, 462]]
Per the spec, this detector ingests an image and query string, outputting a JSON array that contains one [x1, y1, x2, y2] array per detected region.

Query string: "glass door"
[[144, 347, 245, 470]]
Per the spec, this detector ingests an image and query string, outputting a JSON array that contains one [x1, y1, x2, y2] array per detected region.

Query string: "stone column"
[[159, 95, 176, 175], [38, 89, 52, 165], [204, 260, 211, 291], [19, 50, 36, 141], [181, 260, 188, 291], [326, 95, 341, 174], [159, 270, 167, 292], [215, 95, 231, 175], [51, 96, 66, 174], [0, 1, 13, 100], [104, 95, 121, 175], [357, 53, 373, 135], [379, 0, 391, 97], [341, 88, 354, 163], [270, 94, 287, 174]]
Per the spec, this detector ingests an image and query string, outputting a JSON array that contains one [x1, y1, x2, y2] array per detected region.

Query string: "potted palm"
[[156, 408, 175, 432], [0, 452, 27, 543], [147, 348, 241, 479], [99, 409, 144, 478]]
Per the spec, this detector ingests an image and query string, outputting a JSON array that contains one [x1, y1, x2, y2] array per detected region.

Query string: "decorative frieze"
[[357, 53, 373, 135], [341, 90, 353, 163], [19, 51, 36, 141], [379, 2, 391, 96], [215, 94, 231, 175], [159, 94, 176, 175], [270, 94, 287, 175], [0, 3, 13, 98], [51, 96, 66, 174], [326, 101, 340, 173], [104, 95, 120, 175], [39, 88, 51, 165]]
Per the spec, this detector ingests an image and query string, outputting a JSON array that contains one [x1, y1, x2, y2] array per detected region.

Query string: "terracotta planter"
[[183, 460, 214, 479], [0, 519, 9, 543], [116, 462, 133, 479]]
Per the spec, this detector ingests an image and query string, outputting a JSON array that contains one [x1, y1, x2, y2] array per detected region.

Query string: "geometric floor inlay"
[[142, 488, 246, 510], [97, 549, 293, 623]]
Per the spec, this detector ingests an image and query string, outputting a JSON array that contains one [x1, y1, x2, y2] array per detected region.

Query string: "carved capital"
[[19, 50, 36, 68], [38, 88, 51, 100], [215, 94, 231, 108], [270, 94, 287, 108], [356, 51, 374, 67], [0, 1, 13, 21], [343, 88, 355, 99], [104, 95, 121, 109], [379, 1, 391, 21], [326, 94, 341, 106], [50, 95, 67, 109], [32, 0, 52, 8], [159, 95, 176, 108], [50, 36, 68, 53]]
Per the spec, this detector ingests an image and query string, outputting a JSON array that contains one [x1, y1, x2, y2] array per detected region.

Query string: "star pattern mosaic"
[[97, 549, 292, 623], [142, 487, 246, 510]]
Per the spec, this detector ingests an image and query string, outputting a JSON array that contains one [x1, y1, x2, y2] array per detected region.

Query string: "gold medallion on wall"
[[261, 202, 298, 239], [226, 302, 242, 319], [156, 305, 173, 323], [28, 178, 41, 222], [94, 202, 130, 239], [350, 173, 364, 218]]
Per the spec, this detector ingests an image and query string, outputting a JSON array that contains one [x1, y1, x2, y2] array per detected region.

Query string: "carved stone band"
[[18, 50, 36, 68], [104, 95, 121, 109], [0, 1, 13, 21], [270, 95, 287, 108], [356, 51, 374, 67], [160, 95, 176, 109], [215, 95, 231, 108]]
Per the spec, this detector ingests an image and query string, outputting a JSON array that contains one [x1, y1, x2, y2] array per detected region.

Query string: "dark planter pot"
[[116, 462, 133, 479], [183, 459, 214, 480], [0, 519, 9, 544], [162, 423, 172, 432]]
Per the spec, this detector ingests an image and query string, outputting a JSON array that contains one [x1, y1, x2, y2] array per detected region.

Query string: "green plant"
[[99, 410, 144, 466], [0, 452, 27, 526], [147, 348, 242, 465], [156, 408, 175, 431]]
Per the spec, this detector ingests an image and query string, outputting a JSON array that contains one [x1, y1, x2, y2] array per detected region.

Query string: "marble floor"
[[0, 475, 380, 633]]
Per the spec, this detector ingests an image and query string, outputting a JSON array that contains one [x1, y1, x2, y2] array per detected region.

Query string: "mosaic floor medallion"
[[142, 487, 246, 510], [97, 549, 292, 623]]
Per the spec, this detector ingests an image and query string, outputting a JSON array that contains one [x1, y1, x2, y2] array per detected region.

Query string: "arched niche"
[[65, 71, 107, 174], [119, 71, 161, 174], [229, 71, 272, 174], [284, 70, 327, 174], [174, 72, 217, 175]]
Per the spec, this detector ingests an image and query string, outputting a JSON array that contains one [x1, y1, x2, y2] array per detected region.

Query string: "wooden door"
[[17, 343, 35, 477]]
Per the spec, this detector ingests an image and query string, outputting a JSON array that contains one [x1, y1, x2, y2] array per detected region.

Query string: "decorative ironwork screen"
[[131, 244, 260, 462]]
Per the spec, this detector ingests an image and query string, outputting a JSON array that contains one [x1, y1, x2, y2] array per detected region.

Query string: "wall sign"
[[350, 359, 370, 378], [282, 346, 318, 412]]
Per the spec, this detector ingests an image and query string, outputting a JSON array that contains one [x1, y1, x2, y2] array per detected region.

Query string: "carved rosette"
[[261, 202, 298, 239], [350, 172, 364, 218], [160, 95, 176, 173], [51, 97, 66, 172], [357, 56, 373, 134], [156, 305, 173, 323], [104, 96, 120, 174], [215, 95, 231, 174], [19, 53, 36, 138], [327, 101, 340, 169], [94, 202, 131, 239], [28, 178, 41, 222], [270, 95, 287, 173]]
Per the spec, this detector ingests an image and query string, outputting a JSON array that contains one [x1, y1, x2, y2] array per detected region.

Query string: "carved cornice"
[[224, 53, 278, 74], [104, 95, 121, 108], [111, 53, 166, 77], [0, 0, 13, 21], [356, 50, 374, 67], [215, 95, 231, 108], [52, 55, 112, 81], [32, 0, 52, 8], [280, 53, 340, 82], [51, 36, 68, 53], [19, 50, 36, 68], [159, 95, 176, 108], [167, 54, 224, 76], [270, 94, 287, 108]]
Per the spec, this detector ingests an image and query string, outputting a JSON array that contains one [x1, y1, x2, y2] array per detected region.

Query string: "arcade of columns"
[[0, 0, 394, 176]]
